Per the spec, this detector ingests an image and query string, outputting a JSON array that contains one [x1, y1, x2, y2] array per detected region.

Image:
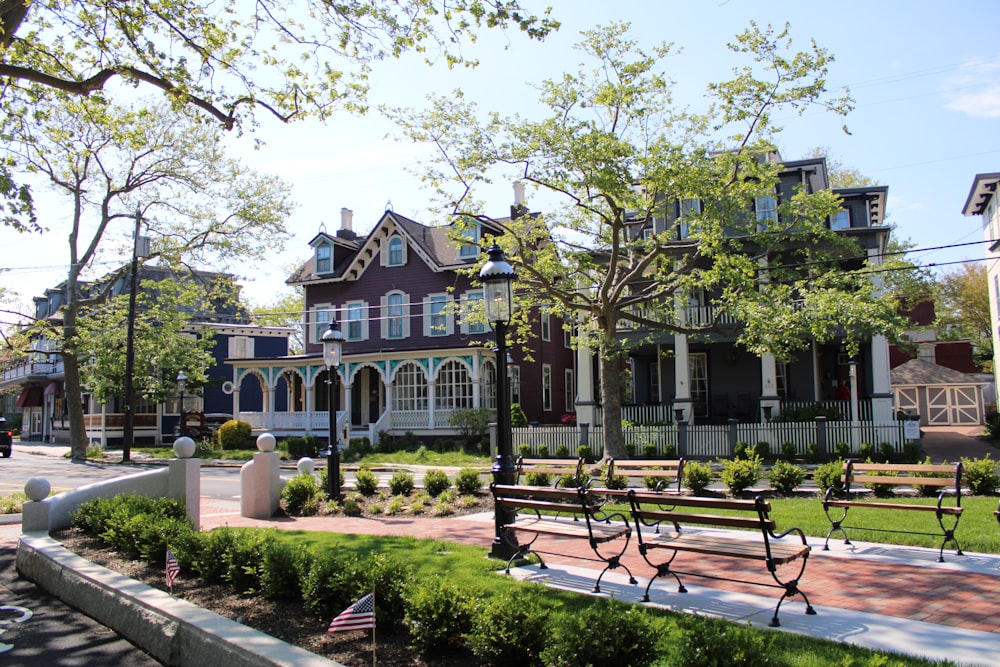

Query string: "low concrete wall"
[[17, 533, 340, 667]]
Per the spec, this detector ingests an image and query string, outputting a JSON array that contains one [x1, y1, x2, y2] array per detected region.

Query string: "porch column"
[[868, 247, 894, 421], [303, 383, 313, 434], [427, 378, 436, 429], [760, 353, 780, 420], [341, 377, 352, 432], [265, 385, 275, 431], [471, 356, 481, 408], [672, 289, 692, 422], [574, 327, 598, 427]]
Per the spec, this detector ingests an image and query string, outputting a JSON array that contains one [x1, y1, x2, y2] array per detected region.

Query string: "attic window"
[[831, 209, 850, 231], [316, 244, 332, 273], [458, 222, 480, 257]]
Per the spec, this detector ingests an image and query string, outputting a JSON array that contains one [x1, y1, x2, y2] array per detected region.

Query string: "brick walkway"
[[199, 499, 1000, 636]]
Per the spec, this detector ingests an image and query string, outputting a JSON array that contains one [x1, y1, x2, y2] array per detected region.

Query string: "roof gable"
[[890, 358, 985, 386]]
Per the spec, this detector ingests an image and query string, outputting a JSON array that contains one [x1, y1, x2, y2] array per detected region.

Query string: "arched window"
[[435, 360, 473, 410], [392, 362, 428, 411], [388, 237, 404, 266]]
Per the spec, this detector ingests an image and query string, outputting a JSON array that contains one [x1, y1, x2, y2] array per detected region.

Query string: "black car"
[[0, 417, 12, 458]]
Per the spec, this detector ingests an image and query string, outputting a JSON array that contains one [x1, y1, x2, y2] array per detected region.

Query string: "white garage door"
[[925, 386, 981, 426]]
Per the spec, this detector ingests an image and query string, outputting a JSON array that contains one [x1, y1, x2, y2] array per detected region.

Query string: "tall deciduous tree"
[[249, 287, 306, 355], [0, 0, 556, 230], [390, 22, 907, 459], [936, 262, 992, 372], [6, 95, 294, 459]]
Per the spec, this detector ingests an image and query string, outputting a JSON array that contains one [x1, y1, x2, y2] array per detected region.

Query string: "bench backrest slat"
[[842, 460, 964, 495], [849, 475, 955, 487], [629, 490, 770, 513], [632, 508, 774, 532]]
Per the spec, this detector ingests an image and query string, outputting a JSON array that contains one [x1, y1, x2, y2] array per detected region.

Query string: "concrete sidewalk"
[[198, 498, 1000, 667]]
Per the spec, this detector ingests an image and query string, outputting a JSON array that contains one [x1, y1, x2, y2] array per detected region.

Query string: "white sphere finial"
[[297, 457, 315, 475], [173, 436, 197, 458], [256, 432, 276, 452], [25, 477, 51, 502]]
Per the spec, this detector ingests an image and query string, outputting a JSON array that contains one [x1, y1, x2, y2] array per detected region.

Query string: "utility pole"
[[122, 206, 146, 462]]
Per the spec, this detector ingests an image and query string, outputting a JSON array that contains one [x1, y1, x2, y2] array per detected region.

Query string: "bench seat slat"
[[825, 500, 963, 514], [849, 475, 955, 487], [851, 463, 958, 474], [633, 509, 775, 531], [647, 533, 808, 564], [507, 517, 629, 543]]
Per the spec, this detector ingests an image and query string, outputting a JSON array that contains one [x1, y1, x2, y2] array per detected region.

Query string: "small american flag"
[[327, 593, 375, 634], [165, 548, 180, 588]]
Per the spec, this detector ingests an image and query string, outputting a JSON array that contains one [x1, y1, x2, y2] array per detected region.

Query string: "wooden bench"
[[490, 483, 637, 593], [597, 458, 686, 494], [627, 489, 815, 627], [515, 456, 587, 488], [822, 460, 965, 562]]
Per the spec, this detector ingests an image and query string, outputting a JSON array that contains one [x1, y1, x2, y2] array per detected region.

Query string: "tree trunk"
[[61, 266, 89, 460], [598, 338, 629, 460]]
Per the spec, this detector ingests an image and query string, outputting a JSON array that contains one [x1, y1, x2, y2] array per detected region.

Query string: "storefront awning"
[[43, 382, 61, 396], [15, 386, 43, 408]]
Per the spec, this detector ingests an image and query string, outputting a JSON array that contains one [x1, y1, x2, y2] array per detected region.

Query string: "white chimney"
[[513, 181, 525, 206], [340, 207, 353, 232]]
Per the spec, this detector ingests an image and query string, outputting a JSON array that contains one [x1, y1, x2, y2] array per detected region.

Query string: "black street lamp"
[[321, 319, 345, 500], [479, 244, 517, 560], [176, 371, 187, 438]]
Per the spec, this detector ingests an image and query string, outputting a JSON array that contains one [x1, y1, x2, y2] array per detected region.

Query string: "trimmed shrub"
[[422, 469, 451, 497], [281, 474, 324, 516], [577, 445, 594, 463], [684, 460, 713, 495], [540, 599, 657, 667], [642, 443, 657, 458], [604, 474, 628, 490], [779, 441, 796, 461], [455, 468, 484, 495], [299, 549, 367, 619], [720, 455, 762, 496], [388, 470, 415, 496], [863, 467, 897, 498], [672, 615, 774, 667], [733, 441, 751, 460], [662, 443, 678, 459], [555, 444, 570, 458], [813, 460, 845, 493], [753, 441, 770, 460], [405, 578, 476, 652], [510, 403, 528, 428], [364, 553, 414, 627], [858, 442, 876, 461], [902, 440, 922, 464], [518, 443, 532, 458], [259, 539, 308, 601], [466, 589, 548, 667], [537, 445, 549, 458], [962, 455, 999, 495], [283, 436, 317, 458], [353, 465, 379, 496], [769, 459, 806, 496], [217, 419, 252, 450], [878, 442, 895, 463], [834, 441, 851, 458], [525, 472, 551, 487], [805, 442, 821, 463]]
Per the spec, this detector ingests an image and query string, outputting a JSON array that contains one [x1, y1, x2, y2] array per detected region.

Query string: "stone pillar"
[[168, 439, 201, 529], [240, 433, 282, 519], [21, 477, 52, 534]]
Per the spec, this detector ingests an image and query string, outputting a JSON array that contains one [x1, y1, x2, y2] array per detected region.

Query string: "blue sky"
[[5, 1, 1000, 309]]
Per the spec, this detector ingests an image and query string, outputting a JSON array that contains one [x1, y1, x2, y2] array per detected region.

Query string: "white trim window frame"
[[312, 304, 331, 344], [540, 306, 551, 342], [315, 244, 332, 274], [831, 209, 850, 231], [383, 236, 406, 267], [381, 291, 409, 340], [564, 369, 574, 413], [458, 221, 480, 257], [391, 362, 428, 411], [678, 198, 700, 239], [460, 289, 486, 335], [423, 293, 454, 337], [542, 364, 552, 411], [755, 194, 777, 231], [345, 300, 368, 341], [435, 359, 474, 410]]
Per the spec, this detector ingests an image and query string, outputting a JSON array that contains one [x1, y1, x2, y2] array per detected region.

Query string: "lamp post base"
[[490, 460, 518, 561]]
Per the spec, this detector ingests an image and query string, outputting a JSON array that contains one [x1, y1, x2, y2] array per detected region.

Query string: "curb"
[[16, 533, 342, 667]]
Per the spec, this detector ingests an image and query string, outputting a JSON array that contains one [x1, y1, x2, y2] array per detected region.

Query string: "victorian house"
[[228, 206, 574, 444], [581, 154, 898, 431]]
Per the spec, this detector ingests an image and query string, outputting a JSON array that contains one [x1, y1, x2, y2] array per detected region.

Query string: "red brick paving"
[[200, 500, 1000, 635]]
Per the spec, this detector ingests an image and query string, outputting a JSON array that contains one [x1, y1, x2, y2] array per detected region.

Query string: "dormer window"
[[316, 244, 332, 274], [458, 222, 480, 257]]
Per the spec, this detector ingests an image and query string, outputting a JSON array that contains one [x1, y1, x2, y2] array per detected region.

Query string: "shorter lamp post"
[[176, 371, 187, 437], [479, 244, 517, 560], [321, 319, 345, 500]]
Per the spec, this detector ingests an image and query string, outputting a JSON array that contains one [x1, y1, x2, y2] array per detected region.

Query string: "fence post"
[[816, 416, 828, 458], [678, 421, 688, 458], [489, 422, 498, 460], [728, 418, 739, 457], [579, 422, 590, 457]]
